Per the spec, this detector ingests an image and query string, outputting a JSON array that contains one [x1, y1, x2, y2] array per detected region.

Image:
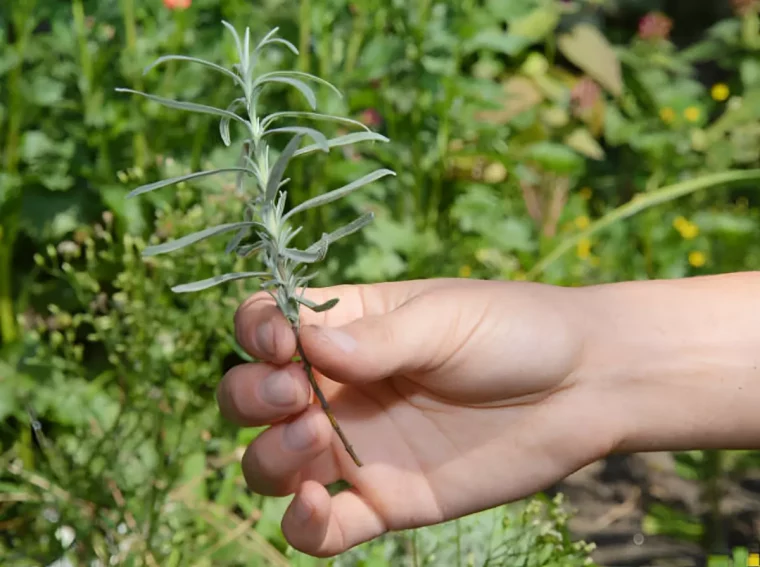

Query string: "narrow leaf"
[[306, 212, 374, 252], [224, 226, 250, 254], [142, 222, 263, 256], [265, 134, 304, 202], [295, 296, 340, 312], [243, 27, 251, 70], [143, 55, 243, 88], [262, 111, 370, 131], [220, 98, 246, 146], [285, 169, 396, 219], [253, 77, 317, 109], [172, 271, 269, 293], [294, 132, 390, 157], [264, 127, 329, 152], [115, 88, 250, 127], [280, 242, 327, 264], [256, 71, 342, 99], [127, 167, 253, 199], [221, 20, 243, 64], [257, 37, 299, 55], [235, 242, 265, 257]]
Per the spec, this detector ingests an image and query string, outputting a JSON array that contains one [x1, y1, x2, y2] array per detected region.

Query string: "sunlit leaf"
[[172, 272, 269, 293], [115, 88, 250, 126], [284, 169, 396, 219], [126, 168, 253, 199], [263, 127, 329, 152], [265, 134, 304, 202], [294, 132, 389, 157], [143, 221, 263, 256], [143, 55, 243, 88]]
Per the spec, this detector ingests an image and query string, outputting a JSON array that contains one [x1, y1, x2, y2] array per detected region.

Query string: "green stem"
[[292, 324, 362, 467], [0, 239, 17, 344], [0, 2, 35, 346], [121, 0, 148, 168]]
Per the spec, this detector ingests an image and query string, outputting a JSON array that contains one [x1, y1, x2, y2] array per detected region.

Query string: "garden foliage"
[[2, 0, 760, 564]]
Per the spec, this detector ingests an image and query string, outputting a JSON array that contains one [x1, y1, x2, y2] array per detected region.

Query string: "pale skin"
[[216, 272, 760, 557]]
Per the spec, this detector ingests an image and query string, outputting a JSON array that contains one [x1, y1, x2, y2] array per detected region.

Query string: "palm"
[[224, 279, 610, 555]]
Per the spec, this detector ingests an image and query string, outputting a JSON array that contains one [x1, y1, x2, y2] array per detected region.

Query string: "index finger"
[[233, 281, 428, 364]]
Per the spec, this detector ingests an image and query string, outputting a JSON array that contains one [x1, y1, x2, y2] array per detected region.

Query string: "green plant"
[[116, 22, 395, 467]]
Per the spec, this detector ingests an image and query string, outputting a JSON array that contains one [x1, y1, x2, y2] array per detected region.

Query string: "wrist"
[[572, 273, 760, 454]]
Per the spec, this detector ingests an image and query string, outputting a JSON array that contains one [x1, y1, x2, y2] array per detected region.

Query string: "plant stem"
[[121, 0, 148, 169], [291, 325, 362, 467]]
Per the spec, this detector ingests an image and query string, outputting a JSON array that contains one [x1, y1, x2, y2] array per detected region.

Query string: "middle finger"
[[217, 362, 312, 427]]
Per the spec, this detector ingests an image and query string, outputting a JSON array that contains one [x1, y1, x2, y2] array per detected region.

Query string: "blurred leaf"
[[558, 23, 622, 97], [508, 5, 560, 43], [464, 29, 532, 56], [564, 128, 605, 160], [524, 141, 585, 175]]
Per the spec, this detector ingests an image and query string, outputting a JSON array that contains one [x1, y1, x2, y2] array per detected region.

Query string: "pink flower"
[[731, 0, 758, 16], [638, 12, 672, 40], [359, 108, 382, 128], [571, 77, 601, 113], [163, 0, 191, 10]]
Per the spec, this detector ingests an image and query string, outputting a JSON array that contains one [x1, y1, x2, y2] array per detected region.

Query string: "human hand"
[[217, 278, 617, 557]]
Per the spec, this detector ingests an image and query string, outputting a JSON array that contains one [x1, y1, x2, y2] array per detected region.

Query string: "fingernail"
[[255, 320, 274, 357], [260, 370, 298, 407], [316, 326, 357, 353], [283, 417, 317, 452], [293, 494, 313, 523]]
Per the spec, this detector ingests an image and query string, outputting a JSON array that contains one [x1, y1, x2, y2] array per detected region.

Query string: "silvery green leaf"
[[143, 221, 263, 256], [221, 20, 244, 65], [261, 111, 370, 132], [236, 242, 265, 257], [252, 76, 317, 109], [143, 55, 244, 88], [224, 226, 250, 254], [126, 167, 254, 198], [294, 132, 390, 157], [264, 127, 329, 152], [115, 88, 250, 127], [295, 296, 340, 313], [243, 26, 251, 71], [284, 169, 396, 219], [172, 271, 269, 293], [255, 27, 280, 49], [221, 98, 246, 146], [281, 237, 328, 264], [265, 134, 303, 203], [256, 71, 342, 99], [306, 212, 374, 252]]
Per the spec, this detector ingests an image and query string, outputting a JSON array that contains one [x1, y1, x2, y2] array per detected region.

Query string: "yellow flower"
[[459, 265, 472, 278], [660, 107, 675, 123], [574, 215, 590, 230], [711, 83, 729, 102], [688, 250, 706, 267], [684, 106, 700, 123], [673, 216, 699, 239], [578, 187, 592, 200], [576, 237, 592, 260], [513, 270, 527, 281]]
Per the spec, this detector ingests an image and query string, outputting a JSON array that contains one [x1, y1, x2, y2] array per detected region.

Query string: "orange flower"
[[164, 0, 191, 10]]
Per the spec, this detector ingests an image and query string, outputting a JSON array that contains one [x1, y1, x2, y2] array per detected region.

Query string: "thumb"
[[299, 296, 446, 384]]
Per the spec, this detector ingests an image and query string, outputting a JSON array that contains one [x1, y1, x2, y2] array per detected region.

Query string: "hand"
[[217, 278, 617, 557]]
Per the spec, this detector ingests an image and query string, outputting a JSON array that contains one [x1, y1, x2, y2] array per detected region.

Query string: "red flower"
[[163, 0, 191, 10], [638, 12, 672, 40]]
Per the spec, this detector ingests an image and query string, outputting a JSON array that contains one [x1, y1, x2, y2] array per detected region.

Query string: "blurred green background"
[[2, 0, 760, 565]]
